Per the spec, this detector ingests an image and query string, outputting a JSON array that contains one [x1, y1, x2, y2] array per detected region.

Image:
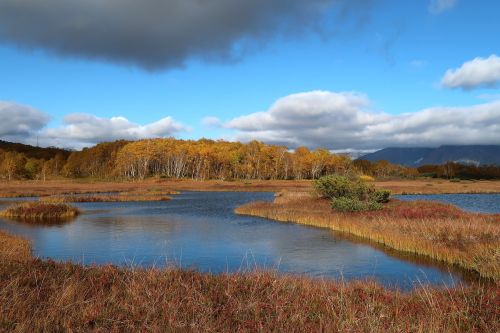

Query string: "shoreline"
[[235, 193, 500, 281], [0, 178, 499, 198], [0, 230, 498, 332]]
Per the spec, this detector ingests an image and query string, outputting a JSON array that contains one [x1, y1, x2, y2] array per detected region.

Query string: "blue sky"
[[0, 0, 499, 150]]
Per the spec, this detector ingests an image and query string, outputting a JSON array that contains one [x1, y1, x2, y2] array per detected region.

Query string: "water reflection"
[[0, 191, 492, 289]]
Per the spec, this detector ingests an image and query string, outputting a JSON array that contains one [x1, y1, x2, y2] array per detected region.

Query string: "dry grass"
[[0, 202, 80, 220], [0, 179, 309, 198], [0, 230, 31, 262], [41, 194, 172, 203], [120, 188, 181, 196], [0, 232, 498, 332], [236, 192, 500, 281], [376, 179, 500, 195], [0, 178, 498, 198]]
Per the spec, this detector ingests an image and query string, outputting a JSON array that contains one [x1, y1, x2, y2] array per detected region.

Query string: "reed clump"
[[236, 192, 500, 280], [42, 194, 171, 203], [0, 231, 498, 332], [0, 202, 80, 220], [120, 188, 181, 196]]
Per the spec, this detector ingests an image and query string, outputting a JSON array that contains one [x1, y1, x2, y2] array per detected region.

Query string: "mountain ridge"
[[359, 145, 500, 167], [0, 140, 71, 160]]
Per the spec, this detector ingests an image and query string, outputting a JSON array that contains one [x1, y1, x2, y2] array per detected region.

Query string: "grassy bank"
[[0, 231, 498, 332], [1, 178, 499, 198], [41, 194, 172, 203], [0, 202, 80, 220], [236, 192, 500, 281], [375, 179, 500, 195]]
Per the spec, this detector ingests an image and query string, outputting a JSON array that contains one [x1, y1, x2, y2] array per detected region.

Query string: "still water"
[[395, 193, 500, 214], [0, 191, 490, 289]]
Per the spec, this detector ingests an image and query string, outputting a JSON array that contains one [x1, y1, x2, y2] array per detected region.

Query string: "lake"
[[395, 193, 500, 214], [1, 191, 495, 289]]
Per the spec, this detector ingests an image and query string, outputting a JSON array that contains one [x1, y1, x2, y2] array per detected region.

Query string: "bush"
[[314, 175, 367, 199], [370, 189, 391, 203], [331, 197, 383, 212], [314, 175, 390, 212]]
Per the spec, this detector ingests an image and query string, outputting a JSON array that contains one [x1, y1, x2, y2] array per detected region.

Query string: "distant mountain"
[[0, 140, 71, 160], [358, 145, 500, 167]]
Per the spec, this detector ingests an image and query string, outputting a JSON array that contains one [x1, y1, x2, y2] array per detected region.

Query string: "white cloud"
[[0, 101, 50, 142], [428, 0, 457, 14], [42, 114, 187, 148], [224, 90, 500, 150], [0, 101, 187, 149], [441, 55, 500, 90]]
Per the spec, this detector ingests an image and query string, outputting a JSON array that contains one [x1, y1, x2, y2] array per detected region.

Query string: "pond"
[[0, 191, 488, 289], [395, 193, 500, 214]]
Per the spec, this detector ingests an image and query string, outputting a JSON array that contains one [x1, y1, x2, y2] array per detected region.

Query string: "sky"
[[0, 0, 499, 151]]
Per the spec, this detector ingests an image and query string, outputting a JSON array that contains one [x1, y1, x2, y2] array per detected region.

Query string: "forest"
[[417, 162, 500, 180], [0, 138, 420, 181], [0, 138, 498, 181]]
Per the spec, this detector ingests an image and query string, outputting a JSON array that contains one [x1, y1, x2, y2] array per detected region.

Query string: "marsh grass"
[[0, 230, 31, 262], [0, 202, 80, 221], [1, 178, 498, 199], [236, 192, 500, 280], [119, 188, 180, 196], [41, 194, 172, 203], [0, 231, 498, 332]]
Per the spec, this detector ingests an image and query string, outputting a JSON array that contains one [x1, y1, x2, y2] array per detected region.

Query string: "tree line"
[[0, 138, 498, 181], [417, 162, 500, 180]]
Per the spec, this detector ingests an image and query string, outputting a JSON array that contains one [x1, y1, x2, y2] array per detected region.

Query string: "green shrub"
[[315, 175, 390, 212], [370, 189, 391, 203], [331, 197, 383, 212], [314, 175, 366, 199]]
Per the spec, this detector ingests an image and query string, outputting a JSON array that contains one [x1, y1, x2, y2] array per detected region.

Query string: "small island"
[[0, 202, 80, 221]]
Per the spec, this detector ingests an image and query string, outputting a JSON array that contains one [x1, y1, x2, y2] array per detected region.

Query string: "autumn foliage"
[[0, 138, 414, 181]]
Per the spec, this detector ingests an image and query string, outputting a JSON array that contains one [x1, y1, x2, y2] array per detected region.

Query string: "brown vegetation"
[[120, 188, 180, 196], [0, 231, 498, 332], [0, 202, 80, 220], [375, 178, 500, 194], [0, 230, 31, 262], [41, 194, 171, 203], [0, 178, 499, 199], [236, 192, 500, 280]]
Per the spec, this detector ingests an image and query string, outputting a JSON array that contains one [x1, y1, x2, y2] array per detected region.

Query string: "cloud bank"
[[441, 55, 500, 90], [3, 92, 499, 151], [0, 102, 186, 149], [0, 101, 50, 142], [224, 91, 500, 150], [43, 114, 186, 148], [428, 0, 458, 14], [0, 0, 346, 70]]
